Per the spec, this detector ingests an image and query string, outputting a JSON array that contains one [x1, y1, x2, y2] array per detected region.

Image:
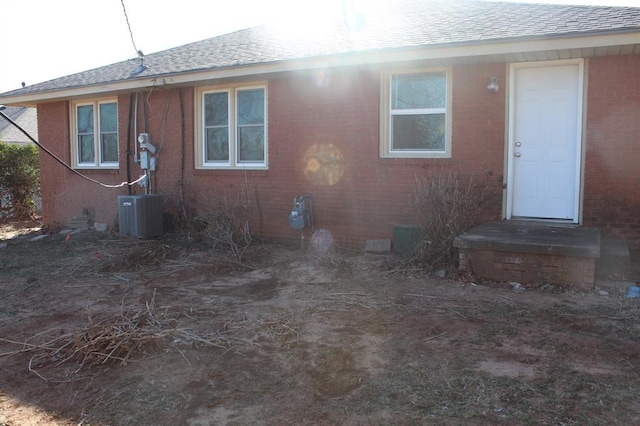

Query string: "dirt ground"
[[0, 220, 639, 425]]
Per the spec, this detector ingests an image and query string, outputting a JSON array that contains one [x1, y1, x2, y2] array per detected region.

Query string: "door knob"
[[515, 141, 521, 147], [515, 152, 521, 157]]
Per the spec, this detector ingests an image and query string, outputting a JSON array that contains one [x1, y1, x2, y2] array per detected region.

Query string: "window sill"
[[196, 165, 268, 171], [73, 167, 120, 174], [380, 152, 451, 159], [193, 168, 269, 177]]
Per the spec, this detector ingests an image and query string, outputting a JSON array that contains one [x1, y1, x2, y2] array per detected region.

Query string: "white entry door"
[[508, 60, 583, 221]]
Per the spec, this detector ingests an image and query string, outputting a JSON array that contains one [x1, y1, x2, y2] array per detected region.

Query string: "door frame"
[[505, 58, 585, 223]]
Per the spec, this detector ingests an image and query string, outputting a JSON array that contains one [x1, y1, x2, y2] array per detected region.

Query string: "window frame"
[[70, 98, 119, 169], [195, 82, 268, 170], [380, 68, 452, 159]]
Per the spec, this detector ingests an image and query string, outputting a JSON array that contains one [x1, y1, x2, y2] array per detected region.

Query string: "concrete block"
[[68, 214, 90, 230], [365, 239, 391, 253], [393, 225, 422, 257]]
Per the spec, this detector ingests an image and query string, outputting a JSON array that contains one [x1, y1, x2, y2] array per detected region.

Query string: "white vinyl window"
[[380, 69, 452, 158], [196, 83, 267, 169], [71, 99, 119, 168]]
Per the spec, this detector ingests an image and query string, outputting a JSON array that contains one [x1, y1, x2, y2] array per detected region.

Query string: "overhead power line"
[[0, 109, 145, 189], [120, 0, 142, 57]]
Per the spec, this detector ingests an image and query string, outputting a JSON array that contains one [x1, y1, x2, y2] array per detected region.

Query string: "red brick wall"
[[37, 101, 68, 226], [35, 62, 504, 246], [141, 88, 195, 224], [583, 55, 640, 252], [459, 248, 596, 288], [37, 95, 155, 229], [37, 100, 130, 229], [37, 56, 640, 250]]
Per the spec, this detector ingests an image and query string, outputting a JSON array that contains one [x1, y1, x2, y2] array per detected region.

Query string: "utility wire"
[[120, 0, 141, 56], [0, 110, 145, 189]]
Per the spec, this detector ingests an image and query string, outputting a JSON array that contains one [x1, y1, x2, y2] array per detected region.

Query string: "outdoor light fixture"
[[486, 76, 500, 93]]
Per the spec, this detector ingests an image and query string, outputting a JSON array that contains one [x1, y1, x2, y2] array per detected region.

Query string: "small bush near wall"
[[410, 171, 490, 272], [0, 142, 40, 219], [192, 190, 254, 264]]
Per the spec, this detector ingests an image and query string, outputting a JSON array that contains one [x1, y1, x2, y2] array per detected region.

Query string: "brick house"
[[0, 0, 639, 281]]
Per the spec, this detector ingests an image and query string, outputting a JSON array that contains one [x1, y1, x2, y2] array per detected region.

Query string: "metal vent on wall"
[[118, 195, 163, 238]]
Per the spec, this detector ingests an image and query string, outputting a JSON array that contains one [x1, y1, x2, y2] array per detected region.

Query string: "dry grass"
[[343, 296, 640, 425], [2, 222, 639, 425]]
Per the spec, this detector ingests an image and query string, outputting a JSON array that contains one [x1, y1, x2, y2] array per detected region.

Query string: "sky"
[[1, 0, 639, 95]]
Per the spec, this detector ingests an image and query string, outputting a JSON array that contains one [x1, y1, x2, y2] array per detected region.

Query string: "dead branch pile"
[[0, 293, 228, 377], [221, 315, 301, 348], [96, 239, 174, 273], [55, 297, 178, 366], [42, 238, 176, 279]]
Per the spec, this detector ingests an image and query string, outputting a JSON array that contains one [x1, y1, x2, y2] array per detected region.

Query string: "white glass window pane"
[[204, 92, 229, 126], [206, 128, 229, 162], [77, 105, 95, 163], [238, 127, 265, 162], [237, 88, 265, 164], [237, 89, 265, 125], [99, 102, 118, 163], [204, 92, 230, 163], [392, 73, 446, 109], [77, 105, 94, 134], [99, 103, 117, 132], [79, 134, 95, 162], [101, 133, 118, 162], [392, 114, 445, 151]]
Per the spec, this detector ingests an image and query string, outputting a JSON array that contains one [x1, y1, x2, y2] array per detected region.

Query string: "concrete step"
[[454, 221, 601, 288], [596, 237, 630, 279]]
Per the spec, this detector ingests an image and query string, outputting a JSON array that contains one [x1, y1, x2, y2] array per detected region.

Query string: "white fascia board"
[[358, 31, 640, 64], [1, 31, 638, 107]]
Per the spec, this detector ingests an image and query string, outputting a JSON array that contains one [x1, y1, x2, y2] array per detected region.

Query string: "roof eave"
[[2, 30, 639, 107]]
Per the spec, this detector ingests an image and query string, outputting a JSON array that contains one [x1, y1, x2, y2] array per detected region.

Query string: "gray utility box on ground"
[[118, 194, 163, 238]]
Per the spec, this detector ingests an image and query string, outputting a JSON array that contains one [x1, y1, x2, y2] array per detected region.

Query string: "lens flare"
[[311, 228, 334, 253], [312, 66, 332, 88], [303, 143, 345, 186]]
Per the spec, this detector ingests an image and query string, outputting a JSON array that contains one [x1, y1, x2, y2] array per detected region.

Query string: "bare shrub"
[[410, 171, 489, 271], [195, 203, 252, 263]]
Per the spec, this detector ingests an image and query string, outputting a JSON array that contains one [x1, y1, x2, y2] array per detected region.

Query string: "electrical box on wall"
[[138, 133, 157, 171], [118, 194, 163, 238]]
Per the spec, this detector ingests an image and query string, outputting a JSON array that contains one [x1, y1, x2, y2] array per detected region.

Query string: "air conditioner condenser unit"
[[118, 194, 163, 238]]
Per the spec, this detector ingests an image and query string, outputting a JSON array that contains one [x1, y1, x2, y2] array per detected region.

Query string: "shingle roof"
[[2, 0, 639, 99], [0, 107, 38, 145]]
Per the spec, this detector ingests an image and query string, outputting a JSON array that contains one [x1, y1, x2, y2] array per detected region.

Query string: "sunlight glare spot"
[[312, 65, 332, 88], [267, 0, 370, 41], [303, 143, 345, 186], [267, 1, 340, 40]]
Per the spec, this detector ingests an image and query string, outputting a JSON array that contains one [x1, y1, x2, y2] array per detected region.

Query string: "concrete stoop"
[[454, 221, 601, 289]]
